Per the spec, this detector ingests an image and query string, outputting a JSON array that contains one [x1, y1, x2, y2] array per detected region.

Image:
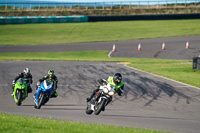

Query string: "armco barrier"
[[88, 13, 200, 22], [0, 16, 88, 24]]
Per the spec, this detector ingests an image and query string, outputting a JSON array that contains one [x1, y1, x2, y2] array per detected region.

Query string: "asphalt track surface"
[[1, 35, 200, 60], [0, 35, 200, 133]]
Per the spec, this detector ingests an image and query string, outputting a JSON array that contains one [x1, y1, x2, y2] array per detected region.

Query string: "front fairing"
[[15, 82, 26, 90], [14, 78, 28, 101], [35, 80, 53, 104], [99, 83, 115, 96]]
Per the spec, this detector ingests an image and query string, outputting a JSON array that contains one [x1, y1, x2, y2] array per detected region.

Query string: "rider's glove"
[[36, 81, 41, 87], [116, 88, 124, 96]]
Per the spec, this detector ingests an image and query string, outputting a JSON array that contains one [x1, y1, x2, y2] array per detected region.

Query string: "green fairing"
[[13, 79, 28, 103], [107, 76, 124, 91]]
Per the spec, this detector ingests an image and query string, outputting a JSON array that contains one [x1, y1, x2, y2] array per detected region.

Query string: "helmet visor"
[[24, 72, 28, 76], [115, 78, 121, 84], [49, 74, 54, 78]]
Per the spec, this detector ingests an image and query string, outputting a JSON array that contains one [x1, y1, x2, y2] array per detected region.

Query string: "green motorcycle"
[[13, 78, 28, 106]]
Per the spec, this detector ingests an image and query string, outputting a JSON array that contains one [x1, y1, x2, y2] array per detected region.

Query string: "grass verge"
[[0, 113, 169, 133], [0, 51, 199, 88], [0, 19, 200, 45]]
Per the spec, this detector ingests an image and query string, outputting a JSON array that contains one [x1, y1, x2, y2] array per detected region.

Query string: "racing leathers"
[[86, 76, 124, 102], [12, 72, 33, 93], [37, 75, 58, 97]]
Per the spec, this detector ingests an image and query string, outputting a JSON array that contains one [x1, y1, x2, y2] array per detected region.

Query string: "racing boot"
[[51, 91, 58, 98], [27, 86, 32, 93]]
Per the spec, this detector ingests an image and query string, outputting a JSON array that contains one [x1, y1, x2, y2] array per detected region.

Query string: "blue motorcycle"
[[34, 79, 53, 109]]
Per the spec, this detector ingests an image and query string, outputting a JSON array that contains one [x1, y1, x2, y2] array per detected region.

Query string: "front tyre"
[[94, 98, 106, 115], [16, 90, 23, 106], [35, 92, 44, 109]]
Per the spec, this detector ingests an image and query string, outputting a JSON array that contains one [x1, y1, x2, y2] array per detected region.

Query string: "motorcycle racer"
[[34, 69, 58, 98], [12, 68, 33, 96], [86, 73, 124, 102]]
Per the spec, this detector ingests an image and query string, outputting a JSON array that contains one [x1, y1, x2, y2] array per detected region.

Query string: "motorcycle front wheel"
[[16, 90, 23, 106], [34, 92, 44, 109], [85, 106, 93, 115], [94, 98, 106, 115]]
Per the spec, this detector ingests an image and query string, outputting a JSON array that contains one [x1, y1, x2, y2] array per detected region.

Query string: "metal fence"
[[0, 0, 200, 11]]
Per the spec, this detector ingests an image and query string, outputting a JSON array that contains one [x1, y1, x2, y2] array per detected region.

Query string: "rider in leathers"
[[12, 68, 33, 95], [86, 73, 124, 103], [35, 69, 58, 97]]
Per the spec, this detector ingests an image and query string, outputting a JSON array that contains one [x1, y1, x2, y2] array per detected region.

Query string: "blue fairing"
[[35, 80, 53, 105]]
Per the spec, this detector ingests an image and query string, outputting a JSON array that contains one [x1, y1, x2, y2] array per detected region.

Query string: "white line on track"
[[173, 86, 195, 88], [108, 50, 113, 58]]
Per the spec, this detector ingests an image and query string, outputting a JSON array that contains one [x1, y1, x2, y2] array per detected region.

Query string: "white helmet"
[[24, 68, 30, 74]]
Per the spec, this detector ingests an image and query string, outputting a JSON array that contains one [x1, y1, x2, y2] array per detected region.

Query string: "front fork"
[[90, 91, 101, 104]]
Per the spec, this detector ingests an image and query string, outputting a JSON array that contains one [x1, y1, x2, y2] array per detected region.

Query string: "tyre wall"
[[88, 13, 200, 22]]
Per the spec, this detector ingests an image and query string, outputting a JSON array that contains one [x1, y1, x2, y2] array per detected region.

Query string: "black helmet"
[[113, 73, 122, 85]]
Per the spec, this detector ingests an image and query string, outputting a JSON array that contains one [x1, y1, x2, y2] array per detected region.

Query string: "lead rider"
[[86, 73, 124, 102]]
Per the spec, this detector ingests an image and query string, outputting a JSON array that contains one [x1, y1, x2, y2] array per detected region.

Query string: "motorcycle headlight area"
[[103, 87, 109, 93], [108, 91, 114, 96], [44, 80, 53, 90]]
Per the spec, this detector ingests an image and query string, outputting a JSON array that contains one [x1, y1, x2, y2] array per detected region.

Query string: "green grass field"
[[1, 19, 200, 133], [0, 113, 169, 133], [0, 19, 200, 45]]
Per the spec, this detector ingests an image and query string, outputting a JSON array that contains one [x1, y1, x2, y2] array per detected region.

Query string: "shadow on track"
[[121, 73, 192, 106]]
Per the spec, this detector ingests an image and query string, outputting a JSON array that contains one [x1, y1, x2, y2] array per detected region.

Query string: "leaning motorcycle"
[[86, 81, 115, 115], [34, 79, 53, 109], [13, 78, 28, 106]]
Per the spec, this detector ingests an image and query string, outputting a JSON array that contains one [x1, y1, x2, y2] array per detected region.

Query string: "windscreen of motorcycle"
[[44, 79, 53, 90], [17, 78, 25, 85]]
